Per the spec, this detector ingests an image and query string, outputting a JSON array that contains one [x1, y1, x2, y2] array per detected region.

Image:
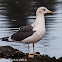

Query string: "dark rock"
[[0, 46, 25, 59], [0, 46, 62, 62]]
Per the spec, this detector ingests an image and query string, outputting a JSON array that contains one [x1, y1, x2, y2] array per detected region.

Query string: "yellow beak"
[[48, 11, 54, 14]]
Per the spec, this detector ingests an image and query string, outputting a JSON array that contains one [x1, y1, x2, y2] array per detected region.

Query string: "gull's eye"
[[43, 9, 46, 11]]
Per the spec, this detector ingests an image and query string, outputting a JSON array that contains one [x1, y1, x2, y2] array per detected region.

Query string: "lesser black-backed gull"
[[1, 7, 54, 58]]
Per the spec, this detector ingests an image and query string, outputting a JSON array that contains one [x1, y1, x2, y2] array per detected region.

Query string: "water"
[[0, 0, 62, 61], [0, 58, 12, 62]]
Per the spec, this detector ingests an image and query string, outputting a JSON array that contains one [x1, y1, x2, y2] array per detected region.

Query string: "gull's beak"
[[48, 11, 54, 14]]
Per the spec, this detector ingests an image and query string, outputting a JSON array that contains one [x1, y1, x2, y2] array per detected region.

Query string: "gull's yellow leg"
[[33, 43, 40, 56], [28, 43, 30, 55], [33, 43, 35, 54], [28, 43, 34, 58]]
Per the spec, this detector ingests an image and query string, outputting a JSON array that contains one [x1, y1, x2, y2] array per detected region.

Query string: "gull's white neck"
[[32, 14, 45, 28]]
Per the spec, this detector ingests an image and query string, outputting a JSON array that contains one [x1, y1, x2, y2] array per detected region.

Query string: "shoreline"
[[0, 46, 62, 62]]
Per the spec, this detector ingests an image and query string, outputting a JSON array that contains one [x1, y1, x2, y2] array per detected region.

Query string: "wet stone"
[[0, 46, 62, 62], [0, 46, 25, 59]]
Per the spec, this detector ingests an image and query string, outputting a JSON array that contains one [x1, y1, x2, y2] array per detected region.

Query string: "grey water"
[[0, 0, 62, 61]]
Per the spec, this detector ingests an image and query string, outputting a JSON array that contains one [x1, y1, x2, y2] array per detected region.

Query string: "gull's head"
[[36, 7, 54, 15]]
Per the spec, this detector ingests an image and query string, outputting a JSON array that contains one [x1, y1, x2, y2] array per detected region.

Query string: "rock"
[[0, 46, 62, 62], [0, 46, 25, 59]]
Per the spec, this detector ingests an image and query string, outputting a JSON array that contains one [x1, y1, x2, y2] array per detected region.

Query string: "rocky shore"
[[0, 46, 62, 62]]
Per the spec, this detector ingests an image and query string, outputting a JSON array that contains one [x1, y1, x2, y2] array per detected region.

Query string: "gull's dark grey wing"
[[11, 25, 35, 41]]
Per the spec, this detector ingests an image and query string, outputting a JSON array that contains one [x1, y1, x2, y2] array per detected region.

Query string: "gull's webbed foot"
[[33, 52, 40, 56], [28, 54, 34, 58]]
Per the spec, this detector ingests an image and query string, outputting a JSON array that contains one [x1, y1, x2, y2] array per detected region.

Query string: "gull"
[[1, 7, 54, 58]]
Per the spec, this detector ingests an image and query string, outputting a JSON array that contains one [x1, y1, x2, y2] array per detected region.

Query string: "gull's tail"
[[0, 37, 9, 41]]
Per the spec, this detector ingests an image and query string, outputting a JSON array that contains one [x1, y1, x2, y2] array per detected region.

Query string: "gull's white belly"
[[21, 29, 46, 43]]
